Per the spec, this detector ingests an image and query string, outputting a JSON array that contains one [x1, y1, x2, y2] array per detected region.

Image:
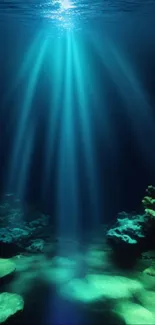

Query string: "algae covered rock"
[[0, 258, 16, 278], [59, 277, 104, 304], [114, 301, 155, 325], [143, 264, 155, 276], [0, 292, 24, 323], [135, 290, 155, 313], [141, 250, 155, 261], [27, 239, 45, 253], [86, 274, 143, 298], [59, 274, 143, 305], [0, 258, 24, 323]]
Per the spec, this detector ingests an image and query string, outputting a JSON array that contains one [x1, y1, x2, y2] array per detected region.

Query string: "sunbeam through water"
[[1, 0, 155, 324]]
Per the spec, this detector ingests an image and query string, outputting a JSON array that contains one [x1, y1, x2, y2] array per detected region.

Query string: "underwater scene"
[[1, 0, 155, 324]]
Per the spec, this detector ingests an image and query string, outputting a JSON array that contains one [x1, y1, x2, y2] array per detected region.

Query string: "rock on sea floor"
[[0, 292, 24, 323], [1, 240, 155, 325], [0, 259, 16, 279], [114, 301, 155, 325]]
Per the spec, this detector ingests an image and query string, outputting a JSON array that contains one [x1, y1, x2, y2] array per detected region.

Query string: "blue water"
[[0, 0, 155, 32], [0, 1, 155, 324]]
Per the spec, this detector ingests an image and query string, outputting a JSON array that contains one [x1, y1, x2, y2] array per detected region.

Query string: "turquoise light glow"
[[6, 35, 48, 196], [60, 0, 74, 10], [5, 7, 155, 241], [48, 0, 76, 29]]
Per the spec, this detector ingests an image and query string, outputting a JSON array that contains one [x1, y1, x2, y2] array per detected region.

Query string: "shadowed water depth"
[[0, 0, 155, 324]]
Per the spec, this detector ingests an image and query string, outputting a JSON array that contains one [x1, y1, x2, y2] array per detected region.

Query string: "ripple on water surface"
[[0, 0, 154, 31]]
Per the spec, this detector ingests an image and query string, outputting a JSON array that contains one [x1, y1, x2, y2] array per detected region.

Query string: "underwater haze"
[[0, 0, 155, 231], [1, 1, 155, 325]]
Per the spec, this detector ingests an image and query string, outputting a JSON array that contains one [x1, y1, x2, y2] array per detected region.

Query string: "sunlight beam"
[[57, 32, 79, 242], [6, 38, 48, 195], [43, 37, 64, 196], [72, 36, 100, 227], [90, 30, 155, 171], [2, 32, 42, 107]]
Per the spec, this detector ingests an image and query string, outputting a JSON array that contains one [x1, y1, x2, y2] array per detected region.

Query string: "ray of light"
[[82, 42, 118, 151], [57, 31, 79, 242], [2, 32, 42, 107], [72, 36, 100, 228], [42, 37, 64, 196], [90, 29, 155, 169], [15, 123, 35, 198], [6, 37, 48, 194]]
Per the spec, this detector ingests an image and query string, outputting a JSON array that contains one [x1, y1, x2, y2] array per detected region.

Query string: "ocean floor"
[[1, 239, 155, 325]]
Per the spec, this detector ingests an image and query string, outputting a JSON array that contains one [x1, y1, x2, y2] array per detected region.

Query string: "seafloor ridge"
[[1, 186, 155, 324]]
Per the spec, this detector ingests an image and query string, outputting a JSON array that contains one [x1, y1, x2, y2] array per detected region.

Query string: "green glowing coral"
[[0, 292, 24, 323], [114, 301, 155, 325], [0, 258, 24, 323], [142, 185, 155, 219], [0, 258, 16, 278]]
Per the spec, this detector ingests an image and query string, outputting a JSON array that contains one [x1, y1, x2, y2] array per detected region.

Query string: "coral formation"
[[107, 212, 148, 245], [0, 194, 52, 257], [106, 185, 155, 264], [26, 239, 45, 253], [1, 189, 155, 324], [142, 185, 155, 218]]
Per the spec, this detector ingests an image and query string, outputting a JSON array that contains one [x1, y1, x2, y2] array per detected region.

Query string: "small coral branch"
[[142, 185, 155, 218]]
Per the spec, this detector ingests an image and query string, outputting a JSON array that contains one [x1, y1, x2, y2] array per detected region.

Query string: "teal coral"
[[142, 185, 155, 218], [0, 292, 24, 323], [0, 258, 16, 278]]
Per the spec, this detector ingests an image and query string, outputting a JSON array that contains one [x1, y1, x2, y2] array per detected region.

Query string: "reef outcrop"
[[0, 194, 52, 257], [106, 186, 155, 265]]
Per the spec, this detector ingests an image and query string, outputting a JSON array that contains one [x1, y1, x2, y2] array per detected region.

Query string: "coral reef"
[[1, 188, 155, 323], [106, 185, 155, 265], [106, 212, 153, 263], [107, 212, 148, 245], [0, 194, 52, 257], [142, 185, 155, 218]]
